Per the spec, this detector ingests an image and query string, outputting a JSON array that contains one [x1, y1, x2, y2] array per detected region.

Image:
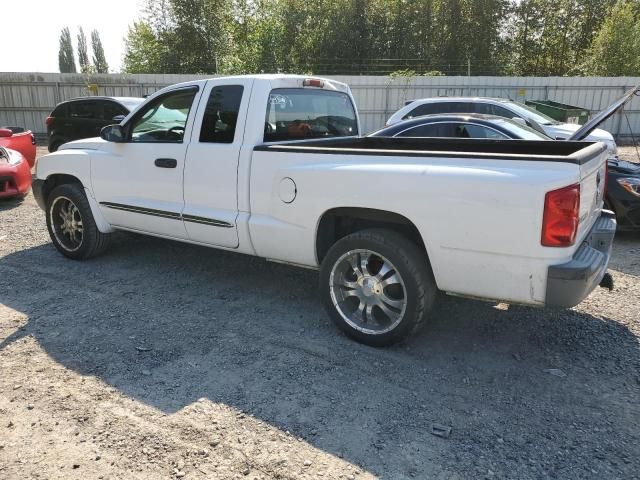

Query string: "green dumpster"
[[525, 100, 590, 125]]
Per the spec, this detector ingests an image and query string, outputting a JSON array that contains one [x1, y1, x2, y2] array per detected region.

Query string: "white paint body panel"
[[34, 75, 607, 307]]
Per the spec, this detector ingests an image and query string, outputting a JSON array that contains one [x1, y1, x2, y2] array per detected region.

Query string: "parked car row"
[[378, 95, 640, 231]]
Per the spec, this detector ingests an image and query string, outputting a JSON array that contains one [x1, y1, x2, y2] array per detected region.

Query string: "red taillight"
[[45, 116, 54, 126], [541, 183, 580, 247], [303, 78, 324, 88]]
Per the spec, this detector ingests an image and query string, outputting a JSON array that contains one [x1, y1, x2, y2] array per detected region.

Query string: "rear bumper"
[[545, 210, 616, 308]]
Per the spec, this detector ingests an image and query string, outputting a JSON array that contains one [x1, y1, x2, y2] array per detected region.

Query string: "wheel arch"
[[41, 173, 83, 206], [42, 174, 114, 233], [315, 207, 431, 265]]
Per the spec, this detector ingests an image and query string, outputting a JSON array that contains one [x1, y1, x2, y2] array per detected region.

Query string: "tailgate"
[[576, 142, 608, 241]]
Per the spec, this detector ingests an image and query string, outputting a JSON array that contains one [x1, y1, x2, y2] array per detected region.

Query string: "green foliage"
[[58, 27, 76, 73], [77, 27, 91, 74], [91, 30, 109, 74], [583, 1, 640, 75], [119, 0, 635, 76]]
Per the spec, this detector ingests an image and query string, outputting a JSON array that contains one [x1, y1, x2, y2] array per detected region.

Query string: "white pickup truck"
[[33, 75, 615, 346]]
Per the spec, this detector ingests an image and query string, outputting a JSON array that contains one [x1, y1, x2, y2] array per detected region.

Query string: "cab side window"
[[397, 123, 457, 137], [405, 102, 475, 119], [456, 124, 509, 139], [199, 85, 244, 143], [476, 103, 518, 119], [130, 88, 197, 143]]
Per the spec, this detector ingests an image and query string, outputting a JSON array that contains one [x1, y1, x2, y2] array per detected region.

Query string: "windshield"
[[491, 118, 551, 140], [504, 101, 561, 126], [264, 88, 358, 142], [133, 105, 189, 137]]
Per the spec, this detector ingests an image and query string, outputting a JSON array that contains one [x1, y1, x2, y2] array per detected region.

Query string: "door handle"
[[155, 158, 177, 168]]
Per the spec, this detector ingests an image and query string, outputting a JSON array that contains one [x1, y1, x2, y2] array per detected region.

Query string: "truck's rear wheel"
[[320, 229, 436, 346], [46, 183, 111, 260]]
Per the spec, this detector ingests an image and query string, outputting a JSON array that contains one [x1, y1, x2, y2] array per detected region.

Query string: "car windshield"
[[133, 105, 188, 134], [490, 118, 551, 140], [504, 101, 561, 126]]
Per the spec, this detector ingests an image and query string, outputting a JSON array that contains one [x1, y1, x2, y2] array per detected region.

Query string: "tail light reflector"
[[45, 116, 54, 126], [541, 183, 580, 247]]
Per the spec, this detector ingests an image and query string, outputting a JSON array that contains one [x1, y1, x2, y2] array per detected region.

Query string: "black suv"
[[46, 97, 144, 152]]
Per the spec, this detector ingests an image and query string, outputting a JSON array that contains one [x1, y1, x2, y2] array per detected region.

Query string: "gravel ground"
[[0, 147, 639, 479]]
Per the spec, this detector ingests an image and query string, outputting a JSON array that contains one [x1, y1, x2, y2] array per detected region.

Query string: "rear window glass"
[[264, 88, 358, 142], [52, 104, 68, 117]]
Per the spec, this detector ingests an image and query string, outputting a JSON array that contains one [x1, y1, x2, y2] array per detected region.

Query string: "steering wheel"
[[168, 125, 185, 135]]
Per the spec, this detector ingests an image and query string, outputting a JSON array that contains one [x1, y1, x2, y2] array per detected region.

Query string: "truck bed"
[[255, 137, 605, 164]]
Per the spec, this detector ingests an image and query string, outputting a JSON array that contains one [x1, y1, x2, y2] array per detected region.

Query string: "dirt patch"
[[1, 152, 639, 479]]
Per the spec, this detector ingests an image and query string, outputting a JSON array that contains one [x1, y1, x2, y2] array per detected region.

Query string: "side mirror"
[[0, 128, 13, 138], [111, 115, 126, 123], [511, 117, 527, 126], [100, 124, 126, 143]]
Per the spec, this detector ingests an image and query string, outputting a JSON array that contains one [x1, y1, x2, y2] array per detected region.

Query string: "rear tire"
[[319, 228, 436, 346], [46, 183, 111, 259]]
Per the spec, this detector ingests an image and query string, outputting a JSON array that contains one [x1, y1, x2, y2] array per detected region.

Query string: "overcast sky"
[[1, 0, 144, 73]]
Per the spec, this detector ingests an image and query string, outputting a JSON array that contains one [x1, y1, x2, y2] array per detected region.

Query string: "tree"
[[583, 0, 640, 75], [120, 0, 627, 77], [91, 30, 109, 73], [77, 27, 91, 74], [58, 27, 77, 73], [123, 22, 165, 73]]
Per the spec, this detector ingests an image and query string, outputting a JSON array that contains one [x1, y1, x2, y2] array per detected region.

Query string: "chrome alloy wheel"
[[50, 196, 84, 252], [329, 249, 407, 335]]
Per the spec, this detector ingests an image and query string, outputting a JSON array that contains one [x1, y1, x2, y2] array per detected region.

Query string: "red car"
[[0, 146, 31, 199], [0, 127, 36, 168]]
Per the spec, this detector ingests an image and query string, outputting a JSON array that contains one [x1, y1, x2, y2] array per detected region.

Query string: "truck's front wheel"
[[320, 229, 436, 346], [46, 183, 111, 260]]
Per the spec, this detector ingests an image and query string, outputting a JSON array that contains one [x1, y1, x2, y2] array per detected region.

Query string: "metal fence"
[[1, 72, 639, 141]]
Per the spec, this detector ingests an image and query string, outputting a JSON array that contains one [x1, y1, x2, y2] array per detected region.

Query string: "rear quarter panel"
[[249, 150, 583, 305]]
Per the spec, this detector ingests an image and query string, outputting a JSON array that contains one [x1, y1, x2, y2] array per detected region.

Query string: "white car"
[[386, 97, 618, 157], [33, 75, 614, 346]]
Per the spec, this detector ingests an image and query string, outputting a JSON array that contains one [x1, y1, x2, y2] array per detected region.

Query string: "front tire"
[[46, 183, 111, 259], [320, 229, 436, 346]]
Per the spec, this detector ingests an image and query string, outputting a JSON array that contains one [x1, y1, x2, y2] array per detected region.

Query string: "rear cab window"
[[264, 88, 358, 142]]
